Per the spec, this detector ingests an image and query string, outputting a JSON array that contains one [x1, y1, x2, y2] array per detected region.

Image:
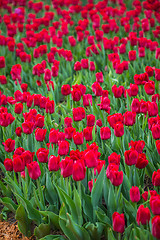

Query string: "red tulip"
[[72, 159, 86, 181], [27, 161, 41, 180], [3, 138, 15, 152], [35, 128, 47, 142], [4, 158, 13, 171], [136, 205, 150, 225], [130, 186, 140, 202], [112, 212, 125, 233], [48, 155, 60, 171]]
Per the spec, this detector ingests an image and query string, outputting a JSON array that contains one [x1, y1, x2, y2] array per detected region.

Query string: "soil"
[[0, 220, 35, 240]]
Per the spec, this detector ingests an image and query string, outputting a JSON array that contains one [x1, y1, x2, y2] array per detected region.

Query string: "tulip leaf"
[[39, 211, 60, 230], [121, 173, 131, 201], [55, 185, 79, 224], [45, 172, 57, 205], [0, 180, 11, 197], [14, 192, 42, 225], [107, 183, 117, 219], [91, 167, 105, 209], [85, 222, 104, 240], [59, 203, 77, 240], [66, 213, 91, 240], [0, 197, 17, 213], [96, 207, 111, 226], [39, 236, 66, 240], [73, 187, 83, 225], [15, 204, 32, 237], [34, 223, 51, 239], [82, 193, 94, 222]]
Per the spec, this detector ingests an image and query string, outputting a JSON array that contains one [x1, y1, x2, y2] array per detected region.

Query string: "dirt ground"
[[0, 220, 35, 240]]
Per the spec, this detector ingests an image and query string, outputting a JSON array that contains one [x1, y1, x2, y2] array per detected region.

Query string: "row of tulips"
[[0, 0, 160, 239]]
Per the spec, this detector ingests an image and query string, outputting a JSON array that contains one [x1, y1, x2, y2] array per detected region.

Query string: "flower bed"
[[0, 0, 160, 239]]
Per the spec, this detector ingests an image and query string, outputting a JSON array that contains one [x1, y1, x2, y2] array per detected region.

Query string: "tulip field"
[[0, 0, 160, 239]]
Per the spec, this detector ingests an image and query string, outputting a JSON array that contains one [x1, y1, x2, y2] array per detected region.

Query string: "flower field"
[[0, 0, 160, 239]]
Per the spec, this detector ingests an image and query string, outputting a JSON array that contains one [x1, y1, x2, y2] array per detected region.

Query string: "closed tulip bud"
[[148, 102, 158, 117], [13, 156, 25, 172], [48, 155, 60, 171], [4, 158, 13, 171], [114, 122, 124, 137], [136, 205, 150, 225], [136, 153, 148, 169], [156, 140, 160, 155], [36, 148, 49, 163], [73, 132, 84, 145], [83, 127, 93, 141], [130, 186, 140, 202], [110, 170, 123, 186], [87, 114, 95, 127], [152, 216, 160, 239], [131, 98, 140, 113], [152, 169, 160, 186], [106, 163, 119, 179], [60, 157, 73, 178], [151, 124, 160, 139], [49, 128, 59, 144], [64, 117, 73, 128], [123, 111, 136, 126], [58, 140, 70, 156], [61, 84, 71, 96], [112, 212, 125, 233], [73, 107, 85, 122], [84, 150, 98, 168], [0, 56, 5, 68], [15, 127, 22, 137], [150, 195, 160, 215], [124, 149, 138, 166], [35, 128, 47, 142], [21, 150, 34, 165], [14, 103, 23, 114], [3, 138, 15, 152], [71, 88, 82, 102], [27, 161, 41, 180], [108, 152, 120, 165], [72, 159, 86, 181], [155, 69, 160, 81], [95, 72, 103, 83], [22, 121, 34, 134], [144, 81, 155, 95], [74, 61, 81, 71], [100, 127, 111, 140]]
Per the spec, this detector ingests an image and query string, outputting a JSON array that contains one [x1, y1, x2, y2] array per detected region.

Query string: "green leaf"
[[107, 184, 117, 219], [73, 187, 83, 225], [96, 208, 111, 226], [14, 192, 41, 225], [59, 203, 76, 240], [0, 180, 11, 197], [39, 211, 60, 230], [39, 236, 66, 240], [66, 213, 91, 240], [34, 223, 51, 239], [45, 172, 57, 205], [15, 204, 32, 237], [55, 185, 79, 224], [82, 193, 93, 222], [0, 197, 17, 213], [91, 167, 105, 209], [85, 222, 104, 240]]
